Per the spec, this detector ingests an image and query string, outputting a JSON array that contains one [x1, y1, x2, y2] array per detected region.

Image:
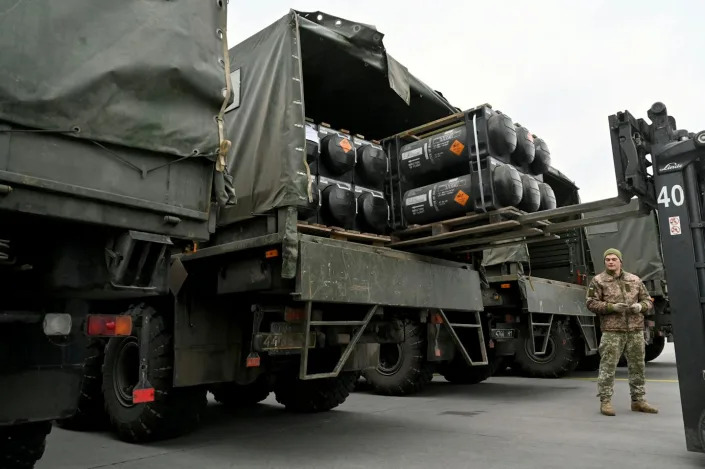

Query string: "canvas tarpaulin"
[[584, 199, 665, 283], [219, 10, 458, 223], [0, 0, 229, 159]]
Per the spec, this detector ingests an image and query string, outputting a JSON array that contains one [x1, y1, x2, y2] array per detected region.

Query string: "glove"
[[610, 303, 630, 313], [629, 303, 643, 314]]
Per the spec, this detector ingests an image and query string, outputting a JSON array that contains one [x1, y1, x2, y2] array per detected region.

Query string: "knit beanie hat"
[[604, 248, 623, 262]]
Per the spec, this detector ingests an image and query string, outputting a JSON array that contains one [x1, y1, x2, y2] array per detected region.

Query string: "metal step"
[[438, 309, 488, 366], [299, 302, 378, 380]]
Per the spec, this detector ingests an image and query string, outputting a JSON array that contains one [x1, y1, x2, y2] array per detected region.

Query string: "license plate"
[[491, 328, 516, 339], [255, 332, 315, 351]]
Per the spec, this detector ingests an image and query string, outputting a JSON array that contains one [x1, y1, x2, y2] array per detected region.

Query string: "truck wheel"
[[361, 320, 434, 396], [273, 372, 358, 412], [645, 336, 666, 362], [0, 422, 51, 469], [211, 375, 272, 408], [55, 339, 108, 431], [102, 305, 207, 443], [576, 353, 601, 371], [439, 358, 493, 385], [513, 320, 579, 378]]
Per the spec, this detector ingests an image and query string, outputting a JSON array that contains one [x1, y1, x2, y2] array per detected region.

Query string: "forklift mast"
[[609, 102, 705, 452]]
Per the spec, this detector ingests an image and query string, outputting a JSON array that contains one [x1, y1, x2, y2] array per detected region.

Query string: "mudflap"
[[1, 367, 84, 425], [1, 319, 88, 424]]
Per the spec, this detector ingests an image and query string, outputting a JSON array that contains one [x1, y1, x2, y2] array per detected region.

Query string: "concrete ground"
[[39, 343, 704, 469]]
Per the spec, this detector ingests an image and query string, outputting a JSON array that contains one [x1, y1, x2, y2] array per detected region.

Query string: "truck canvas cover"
[[220, 10, 458, 222], [0, 0, 229, 159], [584, 199, 665, 285]]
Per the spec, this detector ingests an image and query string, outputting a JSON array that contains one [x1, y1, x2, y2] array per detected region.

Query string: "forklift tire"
[[361, 319, 434, 396], [645, 336, 666, 362], [0, 422, 51, 469], [102, 305, 207, 443], [274, 372, 358, 413], [55, 339, 108, 431], [210, 375, 272, 408], [513, 320, 580, 378]]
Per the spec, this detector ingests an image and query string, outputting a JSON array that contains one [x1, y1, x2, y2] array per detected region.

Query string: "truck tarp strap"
[[281, 206, 299, 279]]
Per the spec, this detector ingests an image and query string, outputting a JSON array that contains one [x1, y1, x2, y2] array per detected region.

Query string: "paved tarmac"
[[39, 343, 704, 469]]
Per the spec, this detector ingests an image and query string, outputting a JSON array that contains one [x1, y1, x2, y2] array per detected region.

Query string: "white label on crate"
[[305, 125, 319, 143], [405, 193, 427, 205], [401, 147, 423, 160], [669, 216, 682, 236]]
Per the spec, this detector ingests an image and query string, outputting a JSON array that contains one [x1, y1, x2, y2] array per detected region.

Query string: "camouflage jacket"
[[585, 270, 653, 332]]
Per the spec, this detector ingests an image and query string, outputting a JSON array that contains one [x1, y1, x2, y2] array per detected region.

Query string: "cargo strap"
[[471, 113, 486, 212], [215, 3, 232, 173]]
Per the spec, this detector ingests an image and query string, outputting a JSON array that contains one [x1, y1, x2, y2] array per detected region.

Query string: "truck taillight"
[[87, 315, 132, 337]]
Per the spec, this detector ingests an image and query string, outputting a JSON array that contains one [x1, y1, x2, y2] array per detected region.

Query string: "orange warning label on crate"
[[449, 139, 465, 156], [454, 190, 469, 206], [339, 138, 353, 153]]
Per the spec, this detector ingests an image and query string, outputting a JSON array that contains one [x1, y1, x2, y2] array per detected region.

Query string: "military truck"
[[0, 2, 230, 467], [52, 9, 510, 445], [582, 201, 671, 366]]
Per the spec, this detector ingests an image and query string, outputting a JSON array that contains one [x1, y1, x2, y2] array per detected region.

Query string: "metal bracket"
[[575, 315, 598, 353], [133, 310, 155, 403], [299, 303, 378, 380], [529, 313, 554, 356], [437, 308, 488, 366]]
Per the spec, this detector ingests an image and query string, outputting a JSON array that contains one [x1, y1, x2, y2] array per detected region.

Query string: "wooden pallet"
[[297, 222, 391, 246], [388, 206, 557, 253]]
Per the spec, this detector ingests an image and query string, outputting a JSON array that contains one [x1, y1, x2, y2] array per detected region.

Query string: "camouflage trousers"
[[597, 331, 646, 402]]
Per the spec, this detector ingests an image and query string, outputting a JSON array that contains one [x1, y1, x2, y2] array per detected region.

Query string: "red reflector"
[[500, 283, 511, 289], [133, 388, 155, 404], [246, 353, 261, 368], [284, 307, 305, 322], [430, 313, 443, 324], [86, 315, 132, 337], [265, 249, 279, 259]]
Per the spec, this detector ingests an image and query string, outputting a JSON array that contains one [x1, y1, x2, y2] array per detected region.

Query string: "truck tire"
[[645, 336, 666, 362], [273, 372, 358, 412], [513, 320, 580, 378], [0, 422, 51, 469], [211, 375, 271, 408], [102, 305, 207, 443], [55, 339, 108, 431], [439, 358, 493, 384], [576, 353, 601, 371], [361, 319, 434, 396]]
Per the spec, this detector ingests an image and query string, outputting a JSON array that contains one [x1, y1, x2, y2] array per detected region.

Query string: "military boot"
[[631, 400, 658, 413], [600, 400, 615, 416]]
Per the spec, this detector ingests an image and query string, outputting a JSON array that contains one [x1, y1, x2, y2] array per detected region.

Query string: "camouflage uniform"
[[585, 270, 653, 403]]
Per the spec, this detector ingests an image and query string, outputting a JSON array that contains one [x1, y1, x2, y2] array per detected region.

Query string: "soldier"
[[586, 248, 659, 416]]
